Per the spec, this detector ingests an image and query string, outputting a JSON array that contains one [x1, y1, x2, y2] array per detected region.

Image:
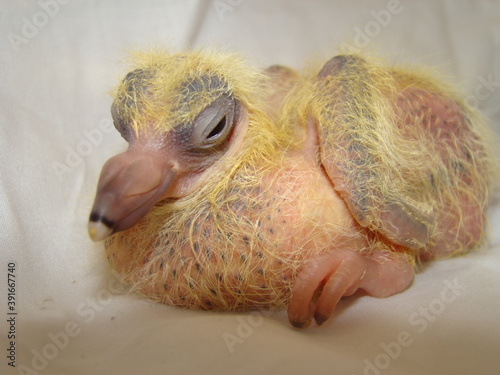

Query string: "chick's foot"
[[288, 248, 414, 328]]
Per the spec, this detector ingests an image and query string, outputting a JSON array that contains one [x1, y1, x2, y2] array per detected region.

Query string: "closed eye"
[[189, 94, 235, 150], [207, 116, 227, 140]]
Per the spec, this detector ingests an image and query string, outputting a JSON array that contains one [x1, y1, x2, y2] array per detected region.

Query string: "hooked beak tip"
[[88, 220, 113, 242]]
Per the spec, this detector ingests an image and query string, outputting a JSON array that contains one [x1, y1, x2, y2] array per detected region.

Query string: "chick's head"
[[88, 49, 266, 241]]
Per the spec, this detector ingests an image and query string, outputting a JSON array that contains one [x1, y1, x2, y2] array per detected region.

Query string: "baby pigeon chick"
[[89, 49, 491, 328]]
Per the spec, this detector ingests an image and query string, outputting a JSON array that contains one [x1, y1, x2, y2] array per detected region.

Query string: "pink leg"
[[288, 248, 414, 328]]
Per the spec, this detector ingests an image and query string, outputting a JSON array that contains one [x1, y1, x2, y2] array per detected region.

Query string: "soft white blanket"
[[2, 1, 499, 374]]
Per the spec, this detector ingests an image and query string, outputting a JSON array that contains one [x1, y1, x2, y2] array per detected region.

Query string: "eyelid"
[[190, 94, 235, 149]]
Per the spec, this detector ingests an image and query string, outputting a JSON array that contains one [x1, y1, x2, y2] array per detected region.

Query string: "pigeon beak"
[[88, 148, 177, 241]]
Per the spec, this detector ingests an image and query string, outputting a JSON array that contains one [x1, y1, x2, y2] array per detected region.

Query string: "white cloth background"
[[1, 1, 499, 374]]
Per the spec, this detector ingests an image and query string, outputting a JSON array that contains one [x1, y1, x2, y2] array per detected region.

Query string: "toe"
[[288, 255, 342, 328], [313, 259, 365, 325]]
